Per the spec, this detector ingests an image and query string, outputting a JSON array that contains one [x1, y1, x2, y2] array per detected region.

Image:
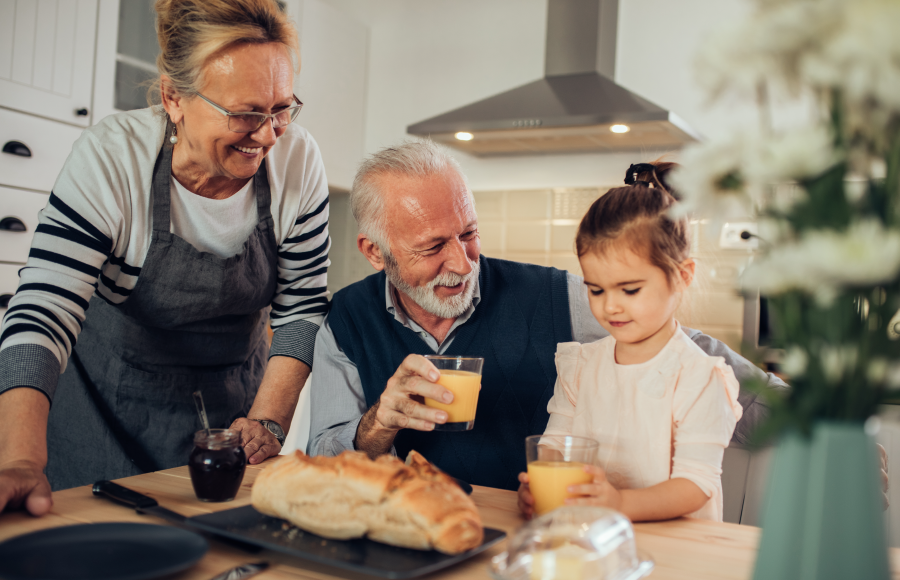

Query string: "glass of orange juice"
[[423, 355, 483, 431], [526, 434, 599, 516]]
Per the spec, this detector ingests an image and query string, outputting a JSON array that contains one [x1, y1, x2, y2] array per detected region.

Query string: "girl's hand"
[[566, 464, 623, 510], [517, 472, 535, 519]]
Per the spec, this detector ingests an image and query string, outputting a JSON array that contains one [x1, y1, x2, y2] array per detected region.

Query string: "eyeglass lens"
[[227, 106, 302, 133]]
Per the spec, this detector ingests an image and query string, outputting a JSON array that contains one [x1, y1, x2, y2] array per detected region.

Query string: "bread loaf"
[[250, 450, 484, 554]]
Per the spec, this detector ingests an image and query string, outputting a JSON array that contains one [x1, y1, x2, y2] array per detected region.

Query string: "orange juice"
[[424, 369, 481, 422], [527, 460, 593, 515]]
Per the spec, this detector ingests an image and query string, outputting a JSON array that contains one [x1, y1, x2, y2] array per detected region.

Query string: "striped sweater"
[[0, 107, 330, 400]]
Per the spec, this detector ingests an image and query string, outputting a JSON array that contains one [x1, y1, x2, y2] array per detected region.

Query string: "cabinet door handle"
[[0, 294, 11, 309], [2, 141, 32, 157], [75, 108, 89, 117], [0, 217, 27, 232]]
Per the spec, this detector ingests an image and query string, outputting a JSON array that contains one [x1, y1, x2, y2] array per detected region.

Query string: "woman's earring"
[[169, 125, 178, 145]]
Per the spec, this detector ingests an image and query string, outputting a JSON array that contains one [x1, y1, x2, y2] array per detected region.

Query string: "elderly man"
[[308, 140, 785, 491]]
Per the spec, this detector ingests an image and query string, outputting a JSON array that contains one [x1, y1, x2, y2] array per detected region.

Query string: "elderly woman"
[[0, 0, 329, 514]]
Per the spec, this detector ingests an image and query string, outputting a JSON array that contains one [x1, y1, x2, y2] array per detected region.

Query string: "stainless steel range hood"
[[407, 0, 700, 156]]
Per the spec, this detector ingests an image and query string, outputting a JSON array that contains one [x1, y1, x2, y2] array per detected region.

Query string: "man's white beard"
[[384, 255, 480, 319]]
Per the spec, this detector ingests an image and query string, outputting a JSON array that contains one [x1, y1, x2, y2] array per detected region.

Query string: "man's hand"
[[229, 418, 282, 465], [354, 354, 452, 458], [0, 459, 52, 516]]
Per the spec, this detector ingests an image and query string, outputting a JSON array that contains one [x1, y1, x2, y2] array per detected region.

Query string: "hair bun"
[[624, 163, 658, 185], [624, 160, 681, 201]]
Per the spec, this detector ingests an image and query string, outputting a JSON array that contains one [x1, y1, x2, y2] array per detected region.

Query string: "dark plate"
[[0, 522, 208, 580], [187, 505, 505, 579]]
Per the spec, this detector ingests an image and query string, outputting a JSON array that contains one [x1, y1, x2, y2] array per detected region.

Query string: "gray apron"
[[46, 125, 278, 490]]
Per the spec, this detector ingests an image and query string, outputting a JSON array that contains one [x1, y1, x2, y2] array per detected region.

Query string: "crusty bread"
[[250, 449, 484, 554]]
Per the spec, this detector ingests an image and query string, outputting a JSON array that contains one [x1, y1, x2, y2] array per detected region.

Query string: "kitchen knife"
[[92, 480, 187, 524], [93, 480, 263, 553], [207, 561, 269, 580]]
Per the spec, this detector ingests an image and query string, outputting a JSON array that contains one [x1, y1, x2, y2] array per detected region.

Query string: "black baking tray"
[[187, 505, 506, 579]]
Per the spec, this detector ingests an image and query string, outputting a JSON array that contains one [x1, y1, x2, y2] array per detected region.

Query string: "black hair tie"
[[625, 163, 658, 185]]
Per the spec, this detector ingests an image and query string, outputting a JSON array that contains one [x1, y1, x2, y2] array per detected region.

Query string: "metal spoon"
[[192, 390, 211, 436]]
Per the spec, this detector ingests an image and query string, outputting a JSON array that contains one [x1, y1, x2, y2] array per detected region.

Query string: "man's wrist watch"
[[252, 419, 285, 445]]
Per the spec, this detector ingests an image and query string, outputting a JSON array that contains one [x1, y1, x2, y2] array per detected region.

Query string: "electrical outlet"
[[719, 222, 759, 250]]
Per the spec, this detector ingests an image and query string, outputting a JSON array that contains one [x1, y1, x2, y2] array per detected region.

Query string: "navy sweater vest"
[[328, 256, 573, 490]]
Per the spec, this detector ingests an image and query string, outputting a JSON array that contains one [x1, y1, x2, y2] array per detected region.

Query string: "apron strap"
[[151, 119, 176, 234], [254, 158, 272, 215], [70, 350, 161, 474]]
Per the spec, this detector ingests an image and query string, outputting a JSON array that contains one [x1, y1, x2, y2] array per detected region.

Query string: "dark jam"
[[188, 429, 246, 502]]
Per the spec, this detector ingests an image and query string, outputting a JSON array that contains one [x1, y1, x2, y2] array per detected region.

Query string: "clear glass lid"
[[490, 506, 654, 580]]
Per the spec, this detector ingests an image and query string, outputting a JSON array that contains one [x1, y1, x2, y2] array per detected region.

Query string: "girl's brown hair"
[[149, 0, 299, 105], [575, 161, 690, 285]]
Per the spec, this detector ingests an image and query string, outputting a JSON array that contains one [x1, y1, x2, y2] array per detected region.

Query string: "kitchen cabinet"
[[0, 1, 96, 308], [0, 0, 98, 127], [0, 107, 85, 192], [0, 264, 19, 315]]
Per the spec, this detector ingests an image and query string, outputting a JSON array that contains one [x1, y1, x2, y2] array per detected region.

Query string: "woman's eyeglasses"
[[195, 92, 303, 133]]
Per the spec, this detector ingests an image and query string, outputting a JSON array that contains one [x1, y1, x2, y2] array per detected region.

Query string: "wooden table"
[[1, 461, 898, 580]]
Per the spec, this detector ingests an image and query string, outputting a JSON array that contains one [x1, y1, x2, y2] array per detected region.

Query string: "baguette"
[[250, 449, 484, 554]]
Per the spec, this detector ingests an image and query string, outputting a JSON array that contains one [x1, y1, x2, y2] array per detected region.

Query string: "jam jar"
[[188, 429, 246, 502]]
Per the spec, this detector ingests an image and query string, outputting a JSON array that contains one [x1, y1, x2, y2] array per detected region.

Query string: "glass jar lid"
[[490, 506, 654, 580]]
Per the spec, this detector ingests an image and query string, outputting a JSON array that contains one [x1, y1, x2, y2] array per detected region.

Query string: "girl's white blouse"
[[545, 323, 744, 521]]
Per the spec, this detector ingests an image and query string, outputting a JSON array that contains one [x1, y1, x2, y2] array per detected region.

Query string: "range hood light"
[[455, 132, 474, 141], [610, 124, 630, 134]]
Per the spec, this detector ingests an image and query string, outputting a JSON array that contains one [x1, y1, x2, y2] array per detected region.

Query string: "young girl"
[[518, 163, 743, 522]]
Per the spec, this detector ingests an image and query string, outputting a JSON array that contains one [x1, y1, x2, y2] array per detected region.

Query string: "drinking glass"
[[423, 355, 484, 431], [526, 434, 600, 516]]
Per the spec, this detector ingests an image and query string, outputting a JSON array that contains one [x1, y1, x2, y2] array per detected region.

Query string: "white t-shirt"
[[169, 176, 259, 258]]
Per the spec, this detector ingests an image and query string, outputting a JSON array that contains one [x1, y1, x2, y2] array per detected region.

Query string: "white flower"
[[669, 133, 756, 219], [819, 344, 858, 385], [695, 0, 842, 99], [672, 125, 840, 221], [887, 363, 900, 388], [743, 125, 841, 185], [781, 346, 809, 378], [799, 0, 900, 113], [741, 220, 900, 300], [868, 358, 890, 384]]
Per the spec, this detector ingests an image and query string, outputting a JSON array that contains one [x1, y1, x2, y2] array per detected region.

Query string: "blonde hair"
[[576, 162, 690, 286], [149, 0, 299, 105]]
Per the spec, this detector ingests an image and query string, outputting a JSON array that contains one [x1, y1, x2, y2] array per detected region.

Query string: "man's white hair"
[[349, 139, 471, 256]]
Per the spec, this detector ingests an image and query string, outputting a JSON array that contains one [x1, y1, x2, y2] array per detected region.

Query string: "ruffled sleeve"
[[670, 356, 743, 498], [544, 342, 584, 436]]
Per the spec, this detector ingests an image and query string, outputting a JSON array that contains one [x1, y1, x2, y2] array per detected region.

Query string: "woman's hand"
[[566, 464, 623, 511], [517, 472, 535, 519], [229, 418, 282, 465], [0, 459, 52, 516]]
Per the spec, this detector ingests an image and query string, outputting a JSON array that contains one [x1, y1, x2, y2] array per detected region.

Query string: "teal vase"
[[752, 421, 889, 580]]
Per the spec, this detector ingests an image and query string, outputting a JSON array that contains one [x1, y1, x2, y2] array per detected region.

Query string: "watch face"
[[261, 420, 285, 440]]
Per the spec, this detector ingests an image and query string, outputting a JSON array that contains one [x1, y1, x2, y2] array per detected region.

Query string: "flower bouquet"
[[672, 0, 900, 578]]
